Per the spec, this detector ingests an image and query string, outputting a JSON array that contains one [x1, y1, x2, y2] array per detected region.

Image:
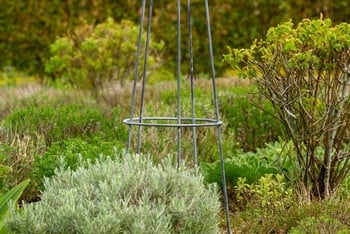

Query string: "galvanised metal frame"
[[123, 0, 231, 232]]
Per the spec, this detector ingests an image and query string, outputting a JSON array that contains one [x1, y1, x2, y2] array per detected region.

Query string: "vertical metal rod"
[[187, 0, 198, 170], [217, 127, 231, 232], [137, 0, 154, 153], [205, 0, 231, 232], [127, 0, 147, 152], [176, 0, 182, 167]]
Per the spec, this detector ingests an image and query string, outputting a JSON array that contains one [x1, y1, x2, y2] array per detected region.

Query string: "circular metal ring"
[[123, 117, 222, 128]]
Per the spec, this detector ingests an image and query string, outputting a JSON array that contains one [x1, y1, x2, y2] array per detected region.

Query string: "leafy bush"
[[235, 174, 293, 211], [31, 137, 122, 191], [236, 178, 348, 232], [45, 18, 164, 89], [231, 178, 350, 233], [6, 153, 221, 233], [233, 174, 294, 233], [219, 86, 285, 151], [289, 216, 349, 234], [201, 140, 295, 188], [224, 18, 350, 199]]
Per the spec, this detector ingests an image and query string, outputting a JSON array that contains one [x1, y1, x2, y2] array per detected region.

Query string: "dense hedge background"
[[1, 0, 349, 75]]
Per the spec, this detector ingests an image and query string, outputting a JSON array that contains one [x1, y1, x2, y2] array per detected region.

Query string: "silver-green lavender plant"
[[6, 152, 221, 234]]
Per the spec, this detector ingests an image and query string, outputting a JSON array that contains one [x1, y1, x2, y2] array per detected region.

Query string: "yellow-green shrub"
[[45, 18, 164, 89]]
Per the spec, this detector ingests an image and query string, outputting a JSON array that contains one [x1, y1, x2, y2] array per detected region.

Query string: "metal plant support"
[[123, 0, 231, 232]]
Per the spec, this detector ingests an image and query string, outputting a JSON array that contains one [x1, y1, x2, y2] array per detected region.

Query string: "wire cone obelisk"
[[123, 0, 231, 232]]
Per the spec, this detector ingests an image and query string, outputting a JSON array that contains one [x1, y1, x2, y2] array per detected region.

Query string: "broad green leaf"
[[0, 179, 30, 232]]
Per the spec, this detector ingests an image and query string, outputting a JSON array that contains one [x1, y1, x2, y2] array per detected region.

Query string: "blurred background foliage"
[[0, 2, 350, 231], [0, 0, 349, 77]]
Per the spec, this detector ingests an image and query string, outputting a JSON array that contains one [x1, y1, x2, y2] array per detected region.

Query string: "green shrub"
[[235, 174, 293, 211], [201, 140, 295, 188], [289, 216, 349, 234], [1, 103, 126, 200], [219, 86, 285, 151], [45, 18, 164, 89], [233, 174, 294, 233], [31, 137, 122, 191], [6, 153, 221, 233], [2, 104, 126, 146], [224, 18, 350, 199], [232, 181, 350, 233]]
